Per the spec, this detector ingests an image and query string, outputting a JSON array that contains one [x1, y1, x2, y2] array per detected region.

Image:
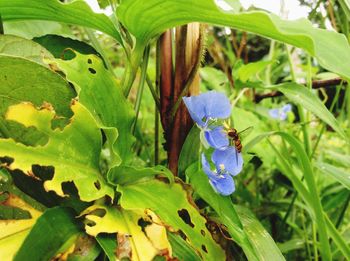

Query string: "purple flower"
[[183, 91, 231, 128], [201, 154, 235, 196], [183, 91, 231, 148], [269, 104, 292, 121], [201, 147, 243, 195]]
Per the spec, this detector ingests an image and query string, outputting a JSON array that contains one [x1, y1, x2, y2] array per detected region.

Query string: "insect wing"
[[237, 126, 254, 140]]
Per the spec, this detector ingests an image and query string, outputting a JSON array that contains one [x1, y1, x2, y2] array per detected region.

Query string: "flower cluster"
[[269, 104, 292, 121], [183, 91, 243, 196]]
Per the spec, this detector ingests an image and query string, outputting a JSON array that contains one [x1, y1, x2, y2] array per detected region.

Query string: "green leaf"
[[235, 205, 286, 261], [186, 163, 278, 261], [67, 235, 101, 261], [272, 83, 346, 140], [316, 163, 350, 190], [269, 132, 331, 260], [0, 54, 75, 144], [236, 60, 273, 82], [4, 20, 73, 39], [14, 207, 81, 261], [82, 205, 170, 261], [0, 102, 114, 202], [107, 165, 174, 186], [34, 34, 99, 60], [51, 52, 136, 166], [117, 0, 350, 80], [118, 180, 226, 260], [96, 234, 117, 261], [178, 126, 200, 177], [0, 0, 122, 43], [167, 232, 201, 261], [0, 35, 53, 66]]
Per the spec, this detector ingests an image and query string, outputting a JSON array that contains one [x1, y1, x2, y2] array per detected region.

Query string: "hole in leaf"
[[32, 165, 54, 181], [88, 68, 97, 74], [0, 156, 14, 165], [200, 230, 206, 236], [177, 209, 194, 228], [94, 180, 101, 190], [201, 245, 208, 253], [87, 58, 92, 64]]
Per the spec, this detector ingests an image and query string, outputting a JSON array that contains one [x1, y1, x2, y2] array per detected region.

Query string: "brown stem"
[[0, 15, 4, 35], [254, 78, 346, 103], [159, 30, 174, 131], [167, 24, 201, 175]]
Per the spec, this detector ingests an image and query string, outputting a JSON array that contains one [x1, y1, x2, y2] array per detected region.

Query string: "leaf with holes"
[[50, 52, 136, 166], [0, 0, 122, 44], [0, 102, 114, 202], [117, 0, 350, 81], [0, 169, 43, 260], [0, 54, 75, 145], [82, 205, 171, 261], [118, 180, 226, 260]]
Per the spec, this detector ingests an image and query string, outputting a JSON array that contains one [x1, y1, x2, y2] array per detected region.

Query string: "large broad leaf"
[[0, 35, 53, 66], [83, 206, 171, 261], [117, 0, 350, 80], [51, 52, 136, 166], [0, 169, 43, 260], [0, 54, 75, 144], [0, 0, 122, 43], [0, 102, 114, 202], [186, 164, 283, 261], [14, 207, 81, 261], [34, 34, 99, 60], [118, 180, 226, 260]]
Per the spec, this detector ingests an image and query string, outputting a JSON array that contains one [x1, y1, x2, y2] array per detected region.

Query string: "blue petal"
[[183, 96, 207, 127], [183, 91, 231, 127], [202, 153, 235, 196], [209, 175, 235, 196], [282, 104, 292, 113], [279, 112, 287, 121], [204, 126, 229, 149], [268, 108, 280, 119], [201, 154, 217, 180], [212, 147, 243, 176], [202, 91, 232, 119]]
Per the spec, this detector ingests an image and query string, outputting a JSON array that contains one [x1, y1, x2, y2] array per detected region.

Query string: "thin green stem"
[[301, 211, 312, 260], [311, 84, 342, 159], [265, 40, 275, 85], [312, 223, 319, 261], [132, 45, 150, 135], [286, 45, 311, 157], [123, 43, 145, 97], [335, 192, 350, 228], [146, 74, 161, 112]]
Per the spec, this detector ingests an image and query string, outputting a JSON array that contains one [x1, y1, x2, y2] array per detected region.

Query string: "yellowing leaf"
[[118, 180, 226, 260], [83, 205, 170, 261], [0, 102, 114, 202], [0, 195, 42, 261]]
